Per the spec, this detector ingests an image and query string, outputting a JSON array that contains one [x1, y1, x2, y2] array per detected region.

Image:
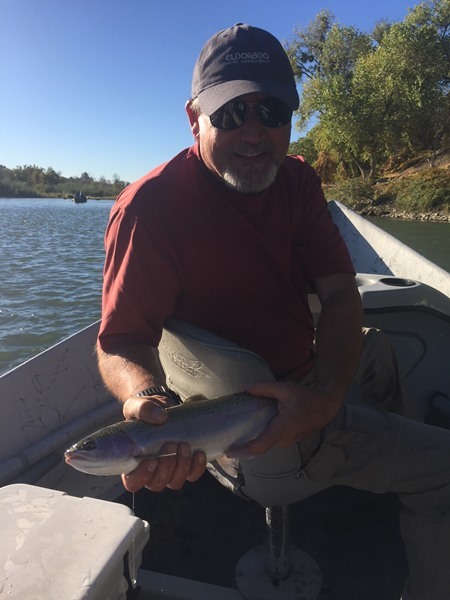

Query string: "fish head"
[[64, 425, 139, 476]]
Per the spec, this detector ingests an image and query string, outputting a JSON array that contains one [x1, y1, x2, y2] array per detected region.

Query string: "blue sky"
[[1, 0, 417, 183]]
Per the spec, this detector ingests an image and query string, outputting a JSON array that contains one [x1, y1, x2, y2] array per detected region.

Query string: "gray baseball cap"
[[192, 23, 299, 116]]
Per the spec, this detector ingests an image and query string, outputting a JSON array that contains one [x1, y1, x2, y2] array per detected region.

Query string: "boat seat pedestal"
[[236, 505, 322, 599]]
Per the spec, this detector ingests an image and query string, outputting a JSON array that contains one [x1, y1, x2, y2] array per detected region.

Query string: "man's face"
[[187, 93, 291, 194]]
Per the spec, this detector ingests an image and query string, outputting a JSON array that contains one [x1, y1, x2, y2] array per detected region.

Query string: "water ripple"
[[0, 198, 113, 374]]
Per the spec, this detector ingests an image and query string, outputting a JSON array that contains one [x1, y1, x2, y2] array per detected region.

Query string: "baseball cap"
[[191, 23, 299, 116]]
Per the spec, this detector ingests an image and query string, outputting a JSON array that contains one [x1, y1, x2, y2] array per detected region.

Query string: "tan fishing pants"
[[298, 328, 450, 600]]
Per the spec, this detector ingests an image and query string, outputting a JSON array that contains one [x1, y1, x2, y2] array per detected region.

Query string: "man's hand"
[[227, 380, 343, 459], [121, 394, 207, 492]]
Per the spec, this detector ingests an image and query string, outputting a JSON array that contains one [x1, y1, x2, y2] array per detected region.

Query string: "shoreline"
[[0, 195, 116, 201], [357, 205, 449, 222], [1, 195, 448, 222]]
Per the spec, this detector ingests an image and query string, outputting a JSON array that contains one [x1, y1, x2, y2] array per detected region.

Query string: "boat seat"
[[158, 317, 331, 508]]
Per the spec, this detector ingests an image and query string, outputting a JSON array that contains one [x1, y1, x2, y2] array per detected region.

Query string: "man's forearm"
[[313, 277, 363, 401], [96, 343, 166, 403]]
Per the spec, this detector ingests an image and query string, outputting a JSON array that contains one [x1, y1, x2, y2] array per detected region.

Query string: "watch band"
[[136, 385, 181, 404]]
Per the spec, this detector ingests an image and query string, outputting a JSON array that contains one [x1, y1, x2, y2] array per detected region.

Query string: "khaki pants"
[[298, 328, 450, 600]]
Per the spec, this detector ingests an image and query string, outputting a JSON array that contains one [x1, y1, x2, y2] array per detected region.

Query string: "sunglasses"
[[210, 98, 293, 130]]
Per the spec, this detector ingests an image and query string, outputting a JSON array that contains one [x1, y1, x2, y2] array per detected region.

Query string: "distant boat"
[[73, 191, 87, 203]]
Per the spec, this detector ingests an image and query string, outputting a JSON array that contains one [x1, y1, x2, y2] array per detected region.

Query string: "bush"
[[324, 169, 449, 216], [324, 178, 375, 209], [390, 169, 450, 213]]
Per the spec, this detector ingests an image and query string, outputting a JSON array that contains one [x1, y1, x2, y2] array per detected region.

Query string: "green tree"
[[351, 3, 449, 168], [402, 0, 450, 154], [288, 129, 319, 164], [287, 13, 375, 178], [44, 167, 62, 185], [286, 0, 450, 181]]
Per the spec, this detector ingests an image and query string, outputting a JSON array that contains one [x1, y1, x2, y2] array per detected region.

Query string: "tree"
[[287, 0, 450, 182], [355, 2, 450, 161], [372, 19, 392, 44], [287, 13, 376, 178], [80, 172, 93, 184], [288, 128, 319, 164], [402, 0, 450, 154], [44, 167, 62, 185]]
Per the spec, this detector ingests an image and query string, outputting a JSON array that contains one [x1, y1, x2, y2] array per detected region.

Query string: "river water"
[[0, 198, 449, 376], [0, 198, 112, 375], [367, 216, 450, 273]]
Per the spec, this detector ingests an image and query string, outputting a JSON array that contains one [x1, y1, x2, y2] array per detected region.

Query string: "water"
[[367, 216, 450, 272], [0, 198, 449, 376], [0, 198, 113, 375]]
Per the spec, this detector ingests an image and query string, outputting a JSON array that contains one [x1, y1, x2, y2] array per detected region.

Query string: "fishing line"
[[131, 492, 137, 587]]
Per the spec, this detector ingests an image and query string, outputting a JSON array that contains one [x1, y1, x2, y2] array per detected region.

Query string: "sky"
[[0, 0, 418, 184]]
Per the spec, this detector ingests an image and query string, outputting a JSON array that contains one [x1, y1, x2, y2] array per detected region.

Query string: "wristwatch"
[[136, 385, 181, 404]]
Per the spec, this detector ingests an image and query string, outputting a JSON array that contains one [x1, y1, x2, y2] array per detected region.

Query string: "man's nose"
[[238, 108, 266, 142]]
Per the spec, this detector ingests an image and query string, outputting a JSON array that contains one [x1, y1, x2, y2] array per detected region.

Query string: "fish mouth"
[[64, 454, 78, 466], [64, 450, 89, 464]]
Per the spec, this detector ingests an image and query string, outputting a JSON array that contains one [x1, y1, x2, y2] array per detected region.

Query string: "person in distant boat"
[[97, 24, 450, 600]]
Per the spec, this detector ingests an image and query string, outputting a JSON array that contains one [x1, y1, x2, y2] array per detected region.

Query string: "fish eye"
[[80, 439, 97, 451]]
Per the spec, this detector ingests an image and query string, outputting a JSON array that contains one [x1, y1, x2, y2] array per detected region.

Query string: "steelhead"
[[64, 392, 277, 476]]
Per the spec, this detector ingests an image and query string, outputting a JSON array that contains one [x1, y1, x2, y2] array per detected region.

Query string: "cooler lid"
[[0, 483, 149, 599]]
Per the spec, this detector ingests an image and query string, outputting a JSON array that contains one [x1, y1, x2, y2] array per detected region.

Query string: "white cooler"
[[0, 483, 149, 599]]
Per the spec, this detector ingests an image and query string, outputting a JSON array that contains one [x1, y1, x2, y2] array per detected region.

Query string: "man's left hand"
[[227, 379, 343, 458]]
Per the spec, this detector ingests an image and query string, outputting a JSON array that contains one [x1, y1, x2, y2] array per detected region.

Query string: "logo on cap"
[[225, 51, 270, 64]]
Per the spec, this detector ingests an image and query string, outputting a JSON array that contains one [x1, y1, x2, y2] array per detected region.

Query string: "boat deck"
[[117, 470, 407, 599]]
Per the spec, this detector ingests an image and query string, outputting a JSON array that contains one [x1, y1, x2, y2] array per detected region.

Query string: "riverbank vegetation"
[[0, 165, 128, 200], [323, 160, 450, 220], [287, 0, 450, 220]]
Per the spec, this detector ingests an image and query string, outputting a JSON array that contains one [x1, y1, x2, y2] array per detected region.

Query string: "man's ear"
[[185, 100, 200, 139]]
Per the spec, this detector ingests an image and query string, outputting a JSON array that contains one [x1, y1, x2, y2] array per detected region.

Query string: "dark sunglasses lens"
[[257, 99, 292, 127], [210, 98, 292, 130], [210, 102, 247, 130]]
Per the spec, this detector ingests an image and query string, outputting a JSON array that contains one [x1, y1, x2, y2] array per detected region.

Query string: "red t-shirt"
[[98, 144, 354, 380]]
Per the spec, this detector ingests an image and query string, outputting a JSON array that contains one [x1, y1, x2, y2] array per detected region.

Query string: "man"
[[97, 24, 450, 599]]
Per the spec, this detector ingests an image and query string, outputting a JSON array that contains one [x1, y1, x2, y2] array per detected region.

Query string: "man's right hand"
[[120, 394, 207, 492]]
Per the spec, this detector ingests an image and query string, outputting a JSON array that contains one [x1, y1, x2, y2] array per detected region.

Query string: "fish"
[[64, 392, 277, 476]]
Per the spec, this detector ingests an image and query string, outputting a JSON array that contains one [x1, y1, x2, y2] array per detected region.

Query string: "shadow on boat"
[[116, 471, 407, 599]]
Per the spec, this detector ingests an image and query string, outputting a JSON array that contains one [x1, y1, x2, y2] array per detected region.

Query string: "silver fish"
[[64, 392, 277, 476]]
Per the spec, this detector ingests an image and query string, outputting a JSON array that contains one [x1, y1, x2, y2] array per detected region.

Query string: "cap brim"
[[197, 79, 299, 116]]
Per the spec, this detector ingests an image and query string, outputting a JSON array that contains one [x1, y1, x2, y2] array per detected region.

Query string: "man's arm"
[[97, 343, 166, 402], [97, 343, 207, 491], [228, 273, 363, 456], [313, 272, 363, 401]]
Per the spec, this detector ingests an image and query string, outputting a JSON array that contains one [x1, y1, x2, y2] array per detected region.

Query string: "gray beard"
[[222, 161, 279, 194]]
